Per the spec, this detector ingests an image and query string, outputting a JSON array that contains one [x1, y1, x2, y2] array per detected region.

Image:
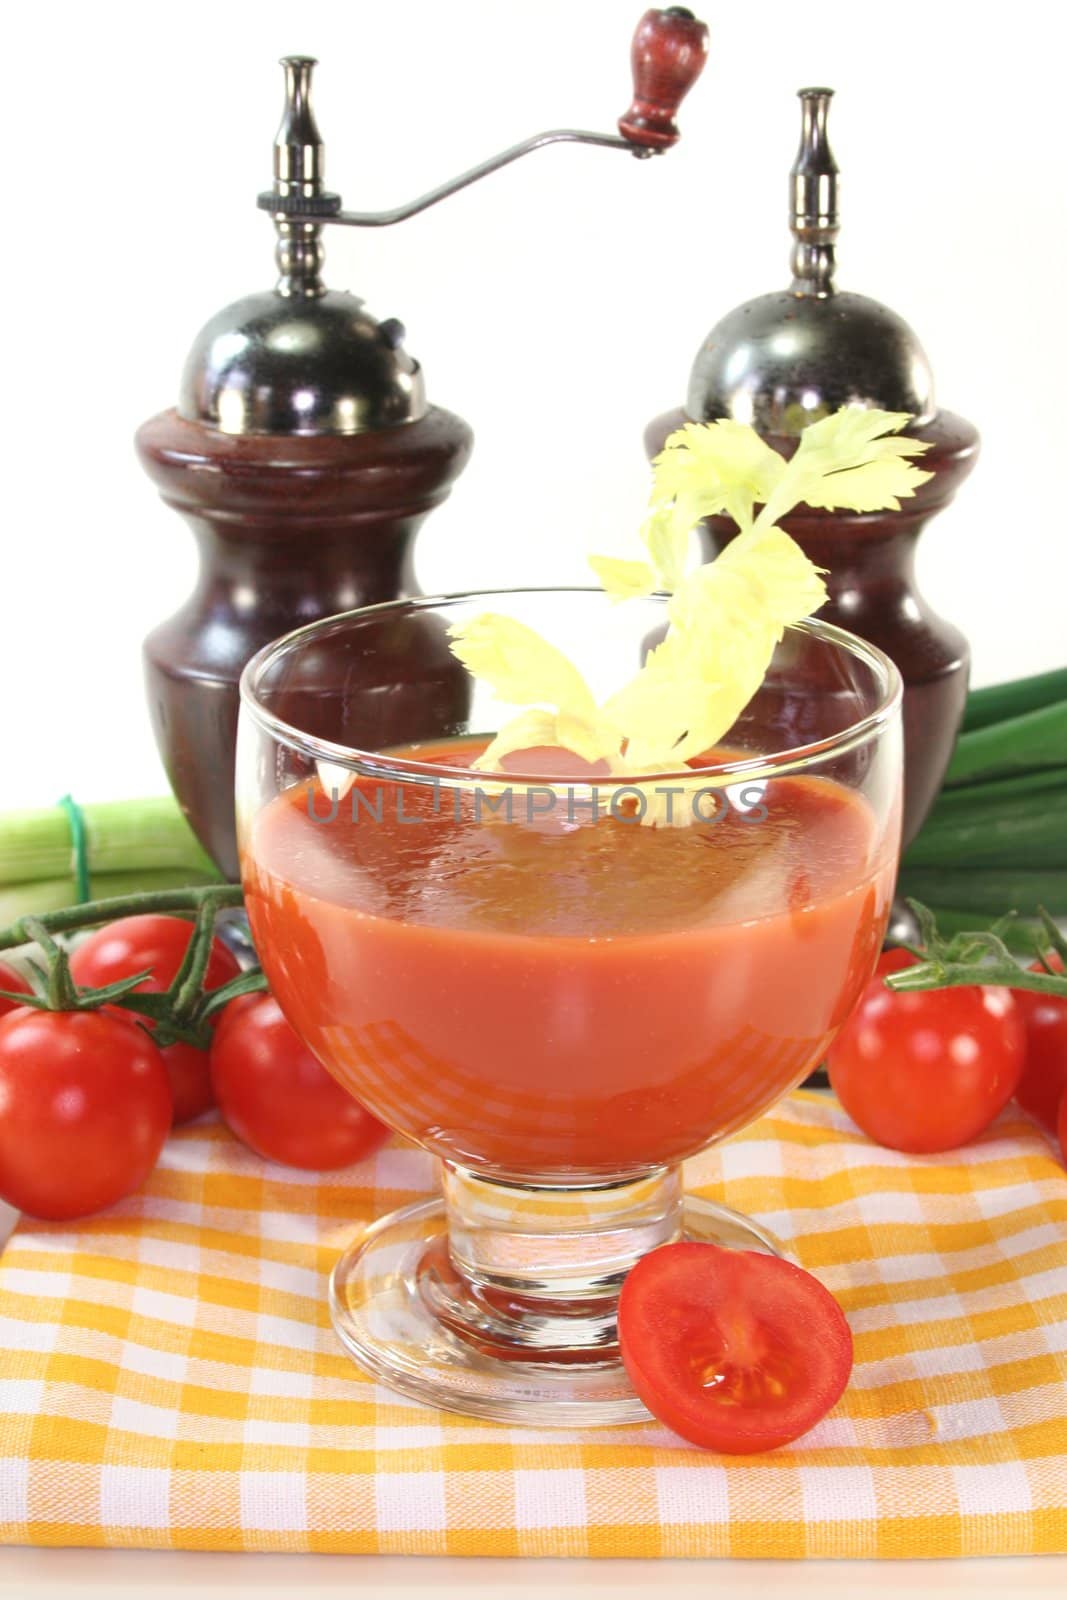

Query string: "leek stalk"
[[0, 797, 218, 888], [0, 866, 222, 926]]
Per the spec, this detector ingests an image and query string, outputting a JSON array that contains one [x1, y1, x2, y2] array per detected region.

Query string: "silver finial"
[[273, 57, 327, 298], [790, 88, 839, 296], [275, 57, 325, 187]]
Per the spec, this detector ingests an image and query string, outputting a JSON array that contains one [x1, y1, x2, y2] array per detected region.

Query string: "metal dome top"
[[685, 89, 936, 437], [178, 288, 426, 437], [177, 58, 425, 436]]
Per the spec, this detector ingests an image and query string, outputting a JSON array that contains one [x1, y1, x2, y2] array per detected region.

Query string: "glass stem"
[[441, 1163, 683, 1303]]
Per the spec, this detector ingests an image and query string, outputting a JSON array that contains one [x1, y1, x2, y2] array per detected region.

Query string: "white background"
[[3, 0, 1065, 809]]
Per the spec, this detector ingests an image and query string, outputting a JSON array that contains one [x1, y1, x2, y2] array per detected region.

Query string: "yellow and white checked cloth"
[[0, 1090, 1065, 1558]]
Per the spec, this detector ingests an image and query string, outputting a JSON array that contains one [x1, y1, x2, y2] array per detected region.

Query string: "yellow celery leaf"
[[598, 623, 730, 767], [652, 420, 788, 534], [679, 525, 828, 638], [784, 455, 933, 514], [448, 408, 924, 822], [470, 718, 727, 833], [607, 761, 743, 830], [641, 505, 690, 591], [628, 774, 721, 829], [473, 707, 622, 773], [649, 628, 770, 764], [587, 555, 657, 602], [788, 406, 918, 455], [556, 709, 623, 762], [756, 406, 933, 528], [471, 709, 559, 770], [600, 663, 697, 768], [665, 546, 823, 755], [587, 506, 689, 607], [606, 528, 824, 764], [603, 638, 760, 770], [589, 496, 694, 605], [667, 676, 763, 763], [447, 614, 597, 717]]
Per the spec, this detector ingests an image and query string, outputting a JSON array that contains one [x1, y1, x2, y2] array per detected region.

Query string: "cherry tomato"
[[1058, 1090, 1067, 1168], [827, 949, 1026, 1154], [211, 995, 390, 1170], [0, 1009, 172, 1220], [0, 962, 30, 1018], [1014, 955, 1067, 1134], [145, 1040, 217, 1126], [618, 1242, 853, 1454], [70, 914, 241, 1124]]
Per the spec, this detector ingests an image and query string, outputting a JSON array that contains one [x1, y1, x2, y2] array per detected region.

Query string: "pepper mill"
[[138, 10, 709, 879], [646, 88, 978, 850]]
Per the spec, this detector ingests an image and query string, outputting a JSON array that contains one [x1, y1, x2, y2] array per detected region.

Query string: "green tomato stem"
[[0, 884, 256, 1039], [168, 890, 232, 1028], [883, 899, 1067, 998], [887, 962, 1067, 997], [23, 917, 79, 1010], [0, 884, 246, 952], [197, 968, 270, 1022]]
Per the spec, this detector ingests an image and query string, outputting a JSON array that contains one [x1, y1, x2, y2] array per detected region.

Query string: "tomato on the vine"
[[211, 995, 390, 1170], [1058, 1090, 1067, 1169], [0, 1008, 172, 1220], [827, 949, 1026, 1154], [0, 962, 30, 1018], [1014, 955, 1067, 1134], [70, 914, 241, 1124], [618, 1242, 853, 1454]]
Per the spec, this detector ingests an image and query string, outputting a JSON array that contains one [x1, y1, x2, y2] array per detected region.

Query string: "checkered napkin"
[[0, 1091, 1065, 1558]]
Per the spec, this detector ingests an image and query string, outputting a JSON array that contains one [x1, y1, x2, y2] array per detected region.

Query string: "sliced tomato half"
[[618, 1241, 854, 1454]]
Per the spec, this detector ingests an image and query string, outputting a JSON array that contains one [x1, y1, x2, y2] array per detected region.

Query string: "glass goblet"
[[237, 588, 902, 1424]]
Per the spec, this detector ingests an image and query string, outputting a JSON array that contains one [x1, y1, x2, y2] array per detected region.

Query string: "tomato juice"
[[243, 741, 896, 1180]]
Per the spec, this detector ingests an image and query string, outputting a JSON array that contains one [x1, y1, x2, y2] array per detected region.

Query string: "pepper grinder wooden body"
[[137, 410, 472, 880], [646, 407, 978, 847]]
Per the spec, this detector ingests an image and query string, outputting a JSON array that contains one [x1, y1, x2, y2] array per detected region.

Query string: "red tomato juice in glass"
[[243, 740, 895, 1179]]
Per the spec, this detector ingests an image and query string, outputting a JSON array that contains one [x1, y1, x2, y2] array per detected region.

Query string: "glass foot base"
[[328, 1194, 785, 1427]]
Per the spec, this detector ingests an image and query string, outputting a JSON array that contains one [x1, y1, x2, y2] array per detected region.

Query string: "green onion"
[[924, 766, 1066, 812], [902, 784, 1067, 869], [944, 700, 1067, 787], [961, 666, 1067, 734], [900, 666, 1067, 927], [896, 866, 1067, 921]]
